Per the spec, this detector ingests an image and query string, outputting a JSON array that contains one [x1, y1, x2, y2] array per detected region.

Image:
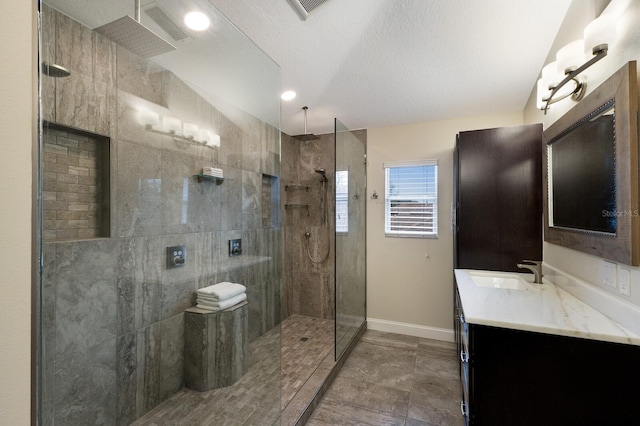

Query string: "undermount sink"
[[468, 271, 533, 290]]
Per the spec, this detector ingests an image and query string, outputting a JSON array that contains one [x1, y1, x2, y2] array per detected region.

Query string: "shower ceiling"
[[45, 0, 572, 135]]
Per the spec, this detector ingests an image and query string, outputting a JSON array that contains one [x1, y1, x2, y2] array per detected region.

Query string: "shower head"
[[94, 0, 176, 59], [42, 63, 70, 78], [315, 168, 328, 182], [292, 106, 319, 141]]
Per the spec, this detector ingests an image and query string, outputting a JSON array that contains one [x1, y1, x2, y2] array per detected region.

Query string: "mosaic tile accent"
[[43, 124, 110, 241]]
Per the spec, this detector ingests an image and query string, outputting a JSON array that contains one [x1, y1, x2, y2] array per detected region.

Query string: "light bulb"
[[184, 11, 210, 31], [556, 40, 585, 74], [584, 14, 617, 55]]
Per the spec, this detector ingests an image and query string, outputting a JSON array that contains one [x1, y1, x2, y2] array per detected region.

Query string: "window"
[[336, 170, 349, 233], [384, 160, 438, 238]]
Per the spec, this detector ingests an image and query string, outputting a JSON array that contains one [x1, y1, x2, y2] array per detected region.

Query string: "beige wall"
[[366, 112, 523, 336], [524, 0, 640, 307], [0, 0, 35, 423]]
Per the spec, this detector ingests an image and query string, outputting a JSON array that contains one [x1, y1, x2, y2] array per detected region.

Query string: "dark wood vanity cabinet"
[[454, 124, 542, 273], [455, 286, 640, 426]]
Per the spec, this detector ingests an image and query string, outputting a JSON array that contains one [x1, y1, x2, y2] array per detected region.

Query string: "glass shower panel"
[[334, 118, 366, 361], [38, 1, 281, 424]]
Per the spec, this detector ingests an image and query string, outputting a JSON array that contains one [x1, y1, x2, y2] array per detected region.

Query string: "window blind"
[[384, 160, 438, 238], [336, 170, 349, 233]]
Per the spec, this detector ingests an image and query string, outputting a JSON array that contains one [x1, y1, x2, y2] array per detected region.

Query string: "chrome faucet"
[[517, 260, 543, 284]]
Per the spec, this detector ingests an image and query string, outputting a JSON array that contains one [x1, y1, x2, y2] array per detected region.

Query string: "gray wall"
[[40, 7, 281, 425], [280, 130, 367, 321], [281, 133, 335, 320]]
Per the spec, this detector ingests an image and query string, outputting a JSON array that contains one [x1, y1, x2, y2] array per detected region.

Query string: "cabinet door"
[[455, 124, 542, 272]]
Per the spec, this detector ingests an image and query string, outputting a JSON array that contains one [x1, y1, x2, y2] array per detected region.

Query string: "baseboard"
[[366, 317, 455, 342]]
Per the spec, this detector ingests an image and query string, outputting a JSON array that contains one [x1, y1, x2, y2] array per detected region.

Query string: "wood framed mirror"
[[543, 61, 639, 266]]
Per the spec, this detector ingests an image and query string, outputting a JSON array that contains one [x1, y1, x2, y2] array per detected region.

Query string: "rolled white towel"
[[197, 282, 246, 301], [196, 293, 247, 311]]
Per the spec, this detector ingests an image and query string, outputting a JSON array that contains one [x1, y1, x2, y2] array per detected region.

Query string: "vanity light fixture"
[[538, 13, 618, 114], [135, 108, 220, 148], [138, 109, 161, 130], [183, 122, 199, 139], [162, 116, 182, 134]]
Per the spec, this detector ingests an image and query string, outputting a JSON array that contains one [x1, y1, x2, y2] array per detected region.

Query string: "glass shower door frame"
[[334, 118, 366, 361]]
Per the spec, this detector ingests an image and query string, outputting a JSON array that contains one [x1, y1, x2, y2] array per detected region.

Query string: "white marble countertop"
[[455, 268, 640, 345]]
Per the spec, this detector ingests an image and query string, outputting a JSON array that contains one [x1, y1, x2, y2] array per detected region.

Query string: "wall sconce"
[[538, 13, 617, 114]]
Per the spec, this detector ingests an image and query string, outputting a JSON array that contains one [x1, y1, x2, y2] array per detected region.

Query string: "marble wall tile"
[[160, 149, 198, 234], [118, 237, 163, 333], [280, 133, 300, 181], [136, 323, 162, 417], [241, 115, 263, 172], [118, 239, 137, 336], [55, 239, 118, 358], [159, 314, 185, 400], [298, 273, 323, 318], [160, 278, 196, 320], [218, 111, 243, 168], [116, 140, 162, 237], [242, 170, 262, 230], [220, 166, 243, 230], [116, 332, 137, 426], [246, 283, 266, 342], [55, 12, 116, 136], [262, 150, 281, 178], [264, 124, 281, 159], [116, 46, 166, 106], [54, 338, 117, 425], [195, 232, 221, 289], [42, 243, 57, 364], [282, 272, 296, 319], [41, 5, 56, 123], [284, 226, 307, 272], [191, 170, 222, 233]]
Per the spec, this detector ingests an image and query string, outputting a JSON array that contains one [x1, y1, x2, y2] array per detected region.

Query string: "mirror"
[[543, 61, 639, 265]]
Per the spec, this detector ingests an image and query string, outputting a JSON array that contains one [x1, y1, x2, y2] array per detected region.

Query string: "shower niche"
[[42, 122, 111, 241]]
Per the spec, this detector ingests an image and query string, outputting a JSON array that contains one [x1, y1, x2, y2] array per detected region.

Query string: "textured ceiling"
[[210, 0, 572, 135], [44, 0, 572, 136]]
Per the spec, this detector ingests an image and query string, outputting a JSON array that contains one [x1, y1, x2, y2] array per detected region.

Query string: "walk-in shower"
[[37, 1, 365, 424]]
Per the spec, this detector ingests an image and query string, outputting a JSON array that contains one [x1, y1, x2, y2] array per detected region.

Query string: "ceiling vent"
[[144, 6, 189, 42], [287, 0, 330, 21]]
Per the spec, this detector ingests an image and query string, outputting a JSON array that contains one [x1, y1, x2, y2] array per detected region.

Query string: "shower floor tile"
[[132, 314, 334, 426]]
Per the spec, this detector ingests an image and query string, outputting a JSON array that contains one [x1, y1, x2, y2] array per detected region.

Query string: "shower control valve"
[[166, 245, 187, 269], [229, 239, 242, 257]]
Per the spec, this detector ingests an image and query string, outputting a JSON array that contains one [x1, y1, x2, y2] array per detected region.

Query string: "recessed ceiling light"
[[281, 90, 297, 101], [184, 11, 210, 31]]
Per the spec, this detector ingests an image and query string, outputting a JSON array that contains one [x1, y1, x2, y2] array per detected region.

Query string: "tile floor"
[[132, 320, 461, 425], [307, 330, 463, 426], [133, 314, 335, 426]]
